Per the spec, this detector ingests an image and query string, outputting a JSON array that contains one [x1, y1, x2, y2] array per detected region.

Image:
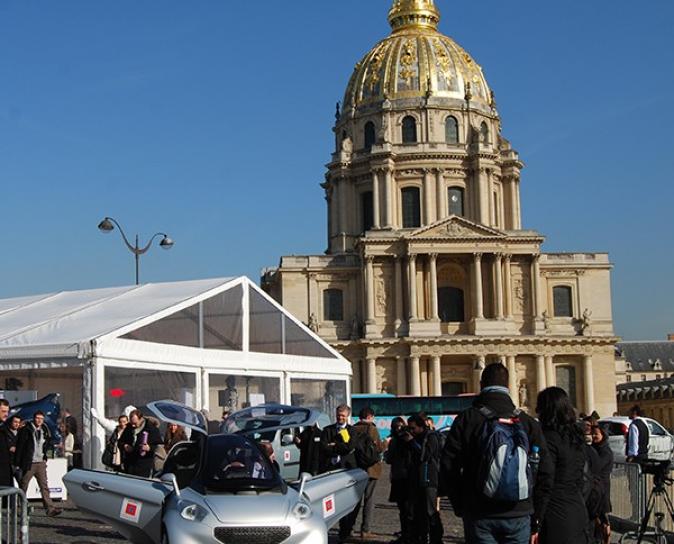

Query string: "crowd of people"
[[292, 362, 619, 544], [0, 401, 82, 517]]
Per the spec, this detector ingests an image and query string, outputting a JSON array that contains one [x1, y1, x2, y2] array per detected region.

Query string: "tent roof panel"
[[0, 278, 234, 348]]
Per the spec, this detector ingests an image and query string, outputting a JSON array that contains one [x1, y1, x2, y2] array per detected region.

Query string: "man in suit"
[[320, 404, 357, 543]]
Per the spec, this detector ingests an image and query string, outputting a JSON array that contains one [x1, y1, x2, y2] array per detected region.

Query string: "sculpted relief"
[[375, 268, 394, 318]]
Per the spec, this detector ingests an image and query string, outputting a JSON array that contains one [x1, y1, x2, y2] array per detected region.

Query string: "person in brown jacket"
[[351, 406, 387, 541]]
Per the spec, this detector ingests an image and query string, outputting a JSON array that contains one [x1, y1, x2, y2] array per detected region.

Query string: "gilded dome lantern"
[[342, 0, 494, 114]]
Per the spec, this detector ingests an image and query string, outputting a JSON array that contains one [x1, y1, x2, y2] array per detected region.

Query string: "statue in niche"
[[578, 309, 592, 336], [340, 135, 353, 153], [542, 310, 551, 332], [518, 380, 529, 408], [307, 313, 319, 333], [378, 114, 390, 143], [375, 278, 389, 316], [350, 315, 361, 340]]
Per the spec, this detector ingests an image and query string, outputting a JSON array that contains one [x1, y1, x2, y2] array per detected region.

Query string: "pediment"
[[406, 216, 506, 240]]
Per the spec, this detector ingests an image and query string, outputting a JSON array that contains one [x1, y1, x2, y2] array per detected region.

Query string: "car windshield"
[[201, 435, 279, 492], [224, 404, 313, 434]]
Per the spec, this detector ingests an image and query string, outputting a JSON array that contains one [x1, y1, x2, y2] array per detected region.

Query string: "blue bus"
[[351, 393, 476, 438]]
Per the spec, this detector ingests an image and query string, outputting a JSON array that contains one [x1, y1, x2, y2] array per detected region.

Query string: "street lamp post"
[[97, 217, 174, 285]]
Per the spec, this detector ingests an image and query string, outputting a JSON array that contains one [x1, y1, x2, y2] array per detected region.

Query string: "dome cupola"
[[343, 0, 494, 114]]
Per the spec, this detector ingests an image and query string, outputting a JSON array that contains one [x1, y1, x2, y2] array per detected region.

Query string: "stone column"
[[408, 254, 418, 321], [366, 358, 377, 394], [472, 253, 484, 319], [531, 254, 541, 318], [365, 255, 375, 324], [338, 177, 348, 235], [429, 253, 439, 321], [431, 355, 442, 396], [545, 355, 555, 387], [372, 170, 381, 229], [473, 355, 486, 393], [536, 355, 546, 392], [383, 168, 393, 228], [514, 180, 522, 230], [504, 254, 513, 318], [423, 169, 434, 225], [435, 169, 445, 220], [396, 356, 407, 395], [506, 355, 517, 403], [584, 355, 595, 414], [352, 360, 362, 394], [494, 253, 504, 319], [410, 356, 421, 396], [394, 256, 404, 331]]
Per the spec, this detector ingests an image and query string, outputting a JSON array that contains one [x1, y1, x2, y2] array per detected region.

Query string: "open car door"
[[299, 468, 369, 529], [64, 470, 173, 544]]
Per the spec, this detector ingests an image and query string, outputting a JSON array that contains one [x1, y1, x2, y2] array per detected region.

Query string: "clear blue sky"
[[1, 1, 673, 341]]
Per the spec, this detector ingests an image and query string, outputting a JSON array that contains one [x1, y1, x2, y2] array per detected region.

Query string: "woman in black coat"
[[536, 387, 589, 544], [591, 425, 613, 543]]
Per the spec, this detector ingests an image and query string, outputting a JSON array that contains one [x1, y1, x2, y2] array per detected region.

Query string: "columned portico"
[[431, 355, 442, 396], [545, 355, 555, 387], [410, 355, 421, 395], [536, 355, 546, 392], [366, 357, 377, 394]]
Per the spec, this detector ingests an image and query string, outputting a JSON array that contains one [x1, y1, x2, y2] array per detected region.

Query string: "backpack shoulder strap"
[[478, 405, 497, 420]]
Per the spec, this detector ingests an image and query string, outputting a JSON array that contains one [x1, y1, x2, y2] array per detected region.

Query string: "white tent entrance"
[[0, 277, 351, 468]]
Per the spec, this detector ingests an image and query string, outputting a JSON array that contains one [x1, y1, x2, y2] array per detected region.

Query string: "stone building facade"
[[263, 0, 618, 416]]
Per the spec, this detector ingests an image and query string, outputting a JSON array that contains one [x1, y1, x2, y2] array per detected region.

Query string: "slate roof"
[[616, 341, 674, 372]]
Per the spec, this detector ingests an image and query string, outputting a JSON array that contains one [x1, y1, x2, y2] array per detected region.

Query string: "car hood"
[[204, 492, 293, 524]]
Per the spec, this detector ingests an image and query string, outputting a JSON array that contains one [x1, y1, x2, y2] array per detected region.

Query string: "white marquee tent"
[[0, 277, 351, 468]]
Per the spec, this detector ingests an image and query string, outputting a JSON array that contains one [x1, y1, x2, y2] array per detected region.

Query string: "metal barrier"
[[0, 487, 29, 544], [611, 461, 674, 539], [611, 462, 646, 524]]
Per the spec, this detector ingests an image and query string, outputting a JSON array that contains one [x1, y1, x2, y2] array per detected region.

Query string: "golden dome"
[[343, 0, 493, 112]]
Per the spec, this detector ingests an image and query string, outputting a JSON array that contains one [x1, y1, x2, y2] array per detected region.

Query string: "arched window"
[[553, 286, 573, 317], [445, 116, 459, 144], [361, 191, 374, 232], [323, 289, 344, 321], [364, 121, 376, 151], [480, 121, 490, 144], [402, 116, 417, 144], [401, 187, 421, 228], [448, 187, 465, 217], [438, 287, 465, 323]]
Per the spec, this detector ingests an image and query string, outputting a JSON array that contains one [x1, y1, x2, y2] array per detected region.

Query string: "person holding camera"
[[626, 405, 649, 463]]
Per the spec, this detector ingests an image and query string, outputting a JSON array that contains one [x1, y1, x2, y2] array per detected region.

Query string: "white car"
[[598, 416, 674, 463]]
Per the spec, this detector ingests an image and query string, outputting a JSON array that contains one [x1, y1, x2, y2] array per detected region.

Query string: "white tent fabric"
[[0, 278, 234, 351]]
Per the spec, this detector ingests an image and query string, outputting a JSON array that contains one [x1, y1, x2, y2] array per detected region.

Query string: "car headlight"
[[292, 501, 312, 520], [178, 501, 208, 522]]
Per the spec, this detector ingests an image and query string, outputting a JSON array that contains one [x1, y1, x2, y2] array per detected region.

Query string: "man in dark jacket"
[[386, 416, 414, 543], [16, 411, 62, 516], [0, 399, 13, 488], [441, 362, 553, 544], [405, 412, 444, 544], [119, 409, 163, 478], [320, 404, 357, 543], [294, 423, 322, 476]]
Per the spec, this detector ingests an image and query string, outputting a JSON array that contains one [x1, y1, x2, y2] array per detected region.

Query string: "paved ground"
[[26, 467, 626, 543]]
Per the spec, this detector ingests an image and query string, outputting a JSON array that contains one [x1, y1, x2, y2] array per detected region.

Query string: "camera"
[[640, 460, 672, 486]]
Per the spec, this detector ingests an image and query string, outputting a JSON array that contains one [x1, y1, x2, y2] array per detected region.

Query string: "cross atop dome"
[[388, 0, 441, 33]]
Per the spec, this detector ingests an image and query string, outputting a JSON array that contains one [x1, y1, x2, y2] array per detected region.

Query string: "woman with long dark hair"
[[591, 425, 613, 544], [535, 387, 589, 544]]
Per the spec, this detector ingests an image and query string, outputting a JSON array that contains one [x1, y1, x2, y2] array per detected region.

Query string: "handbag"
[[101, 434, 117, 467]]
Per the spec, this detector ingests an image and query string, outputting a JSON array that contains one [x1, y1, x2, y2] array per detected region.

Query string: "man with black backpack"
[[351, 407, 386, 541], [440, 363, 553, 544]]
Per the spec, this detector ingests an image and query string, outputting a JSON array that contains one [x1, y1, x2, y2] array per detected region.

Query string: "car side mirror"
[[281, 434, 294, 446], [298, 472, 311, 498], [160, 472, 181, 498]]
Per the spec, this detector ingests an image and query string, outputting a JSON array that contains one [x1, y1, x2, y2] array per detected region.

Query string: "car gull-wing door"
[[299, 468, 369, 529], [64, 470, 173, 544], [146, 400, 209, 437]]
